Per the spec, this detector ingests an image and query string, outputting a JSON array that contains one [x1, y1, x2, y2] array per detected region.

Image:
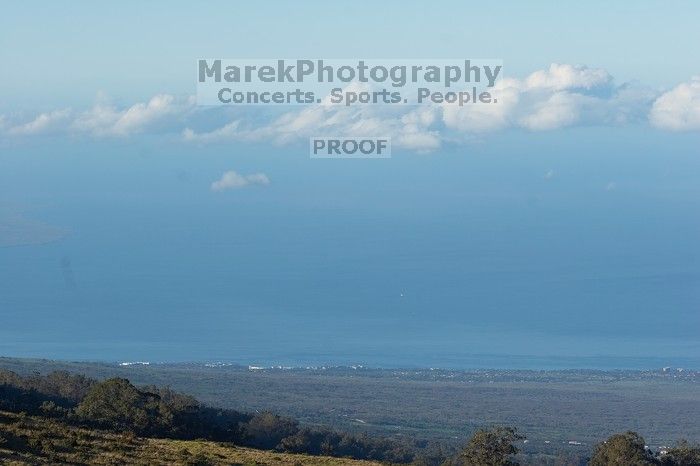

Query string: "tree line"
[[1, 369, 698, 465], [0, 369, 423, 463]]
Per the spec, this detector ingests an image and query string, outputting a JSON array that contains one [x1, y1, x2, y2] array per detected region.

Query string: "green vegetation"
[[0, 410, 382, 465], [1, 356, 696, 456], [589, 431, 657, 466], [453, 427, 524, 466], [589, 432, 700, 466], [0, 369, 424, 463], [1, 364, 699, 465], [659, 440, 700, 466]]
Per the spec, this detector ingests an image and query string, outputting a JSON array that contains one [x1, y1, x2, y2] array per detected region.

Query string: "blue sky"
[[1, 2, 699, 366], [2, 0, 700, 108]]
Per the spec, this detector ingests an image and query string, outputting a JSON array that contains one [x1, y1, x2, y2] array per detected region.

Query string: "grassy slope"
[[0, 411, 381, 466]]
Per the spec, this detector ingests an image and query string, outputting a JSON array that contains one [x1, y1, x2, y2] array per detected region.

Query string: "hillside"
[[2, 357, 697, 453], [1, 364, 698, 465], [0, 411, 381, 466]]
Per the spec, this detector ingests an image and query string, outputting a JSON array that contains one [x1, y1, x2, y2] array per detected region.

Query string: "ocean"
[[1, 129, 699, 369]]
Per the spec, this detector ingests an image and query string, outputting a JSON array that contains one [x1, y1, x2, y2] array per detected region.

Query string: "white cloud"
[[185, 88, 442, 152], [0, 94, 194, 138], [183, 120, 244, 143], [1, 64, 696, 150], [73, 94, 193, 136], [211, 170, 270, 191], [187, 67, 640, 143], [524, 63, 612, 91], [7, 109, 72, 135], [649, 77, 700, 131], [518, 92, 582, 131], [442, 79, 520, 133], [442, 64, 643, 133]]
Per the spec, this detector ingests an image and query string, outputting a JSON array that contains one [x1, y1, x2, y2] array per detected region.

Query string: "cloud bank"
[[2, 94, 195, 138], [2, 64, 700, 152]]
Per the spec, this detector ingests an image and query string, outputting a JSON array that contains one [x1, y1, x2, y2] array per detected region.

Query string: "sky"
[[2, 0, 700, 108], [0, 1, 699, 368]]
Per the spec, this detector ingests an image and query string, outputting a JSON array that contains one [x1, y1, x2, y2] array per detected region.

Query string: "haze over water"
[[2, 129, 699, 370]]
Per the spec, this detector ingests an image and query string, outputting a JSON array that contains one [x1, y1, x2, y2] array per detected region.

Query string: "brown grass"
[[0, 411, 383, 465]]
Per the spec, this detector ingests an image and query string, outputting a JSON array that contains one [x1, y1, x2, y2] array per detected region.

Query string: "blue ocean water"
[[1, 129, 699, 369]]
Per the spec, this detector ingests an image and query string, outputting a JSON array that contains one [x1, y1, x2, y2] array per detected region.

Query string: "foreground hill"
[[0, 410, 381, 466]]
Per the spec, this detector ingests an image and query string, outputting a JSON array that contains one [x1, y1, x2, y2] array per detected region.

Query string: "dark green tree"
[[660, 440, 700, 466], [75, 378, 162, 433], [242, 411, 299, 449], [457, 426, 524, 466], [590, 431, 657, 466]]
